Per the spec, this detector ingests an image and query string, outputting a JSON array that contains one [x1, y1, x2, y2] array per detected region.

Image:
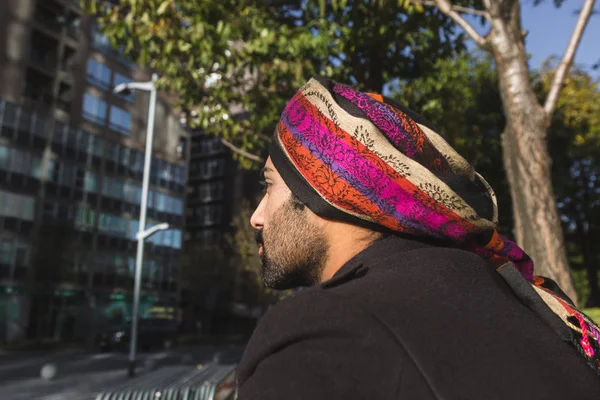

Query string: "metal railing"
[[95, 363, 237, 400]]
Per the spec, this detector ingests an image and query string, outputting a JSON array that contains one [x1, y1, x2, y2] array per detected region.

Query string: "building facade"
[[0, 0, 188, 342]]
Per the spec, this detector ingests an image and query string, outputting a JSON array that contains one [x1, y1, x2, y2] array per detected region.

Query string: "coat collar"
[[322, 234, 451, 288]]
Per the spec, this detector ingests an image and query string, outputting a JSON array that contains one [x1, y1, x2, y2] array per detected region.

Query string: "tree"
[[85, 0, 465, 167], [400, 0, 597, 302], [394, 52, 600, 305], [538, 66, 600, 306]]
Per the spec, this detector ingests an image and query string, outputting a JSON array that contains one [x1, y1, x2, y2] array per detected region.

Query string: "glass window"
[[109, 105, 131, 136], [158, 160, 171, 181], [119, 146, 129, 166], [1, 102, 18, 128], [147, 190, 155, 209], [0, 145, 8, 169], [32, 113, 49, 138], [77, 130, 89, 153], [102, 176, 123, 200], [75, 207, 96, 231], [128, 219, 139, 241], [172, 230, 182, 249], [83, 93, 107, 125], [113, 72, 135, 102], [89, 134, 104, 157], [14, 244, 29, 267], [0, 238, 12, 264], [9, 148, 30, 175], [163, 229, 173, 248], [173, 198, 183, 215], [0, 190, 35, 221], [57, 163, 77, 187], [30, 156, 42, 179], [66, 127, 78, 149], [22, 196, 35, 221], [84, 171, 97, 192], [86, 59, 111, 90], [131, 150, 143, 172], [124, 182, 141, 204], [156, 193, 167, 212]]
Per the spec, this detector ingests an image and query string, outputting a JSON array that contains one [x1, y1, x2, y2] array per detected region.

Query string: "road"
[[0, 344, 244, 400]]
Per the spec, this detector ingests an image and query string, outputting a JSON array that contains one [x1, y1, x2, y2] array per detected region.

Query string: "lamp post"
[[113, 73, 169, 377]]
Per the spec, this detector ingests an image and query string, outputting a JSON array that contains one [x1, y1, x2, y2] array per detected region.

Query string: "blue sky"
[[467, 1, 599, 76]]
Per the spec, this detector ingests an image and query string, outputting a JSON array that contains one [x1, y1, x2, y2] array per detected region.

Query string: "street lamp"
[[113, 73, 170, 377]]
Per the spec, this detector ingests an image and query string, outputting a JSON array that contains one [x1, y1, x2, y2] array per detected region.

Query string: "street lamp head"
[[113, 83, 132, 96]]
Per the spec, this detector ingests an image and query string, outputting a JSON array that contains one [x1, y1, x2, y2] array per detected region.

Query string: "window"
[[172, 197, 183, 215], [123, 182, 141, 204], [174, 165, 186, 184], [55, 162, 77, 187], [128, 219, 139, 241], [84, 171, 97, 193], [199, 159, 224, 178], [0, 190, 36, 221], [131, 150, 143, 172], [1, 101, 18, 128], [89, 134, 104, 158], [98, 213, 128, 237], [113, 72, 135, 102], [91, 25, 111, 54], [30, 156, 42, 179], [172, 230, 182, 249], [109, 105, 131, 136], [156, 193, 167, 212], [104, 141, 120, 163], [0, 145, 8, 170], [198, 182, 224, 201], [119, 146, 129, 167], [9, 147, 31, 175], [83, 93, 107, 125], [195, 205, 222, 225], [102, 176, 124, 200], [200, 137, 222, 154], [86, 59, 111, 90], [158, 160, 171, 181], [0, 238, 12, 264], [75, 208, 96, 231], [77, 130, 89, 153], [14, 243, 29, 267]]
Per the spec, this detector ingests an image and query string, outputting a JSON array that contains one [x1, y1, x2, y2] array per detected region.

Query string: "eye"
[[259, 180, 272, 193]]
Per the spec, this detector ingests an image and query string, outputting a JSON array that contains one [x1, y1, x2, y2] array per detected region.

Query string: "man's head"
[[251, 75, 533, 289], [250, 157, 329, 290]]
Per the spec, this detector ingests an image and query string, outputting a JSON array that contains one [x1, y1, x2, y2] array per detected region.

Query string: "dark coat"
[[237, 235, 600, 399]]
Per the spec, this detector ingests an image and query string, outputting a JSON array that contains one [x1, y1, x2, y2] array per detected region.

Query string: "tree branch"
[[418, 0, 489, 18], [221, 138, 264, 163], [413, 0, 488, 46], [543, 0, 596, 117]]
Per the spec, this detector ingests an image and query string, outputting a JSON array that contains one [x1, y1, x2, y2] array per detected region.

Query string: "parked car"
[[95, 318, 180, 351]]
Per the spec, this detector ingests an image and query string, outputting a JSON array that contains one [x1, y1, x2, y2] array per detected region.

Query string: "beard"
[[254, 199, 329, 290]]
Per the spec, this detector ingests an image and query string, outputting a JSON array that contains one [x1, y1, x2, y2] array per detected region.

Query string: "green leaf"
[[157, 1, 170, 16]]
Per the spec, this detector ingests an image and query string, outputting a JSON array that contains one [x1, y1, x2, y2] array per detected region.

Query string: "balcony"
[[33, 1, 65, 34], [29, 31, 59, 73], [65, 13, 81, 41]]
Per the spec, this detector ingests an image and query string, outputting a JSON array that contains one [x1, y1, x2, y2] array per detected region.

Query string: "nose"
[[250, 195, 266, 230]]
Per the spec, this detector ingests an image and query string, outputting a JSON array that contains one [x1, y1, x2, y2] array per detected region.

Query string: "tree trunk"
[[488, 2, 577, 303]]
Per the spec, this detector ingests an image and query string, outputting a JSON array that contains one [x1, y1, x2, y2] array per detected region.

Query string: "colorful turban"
[[270, 76, 600, 372]]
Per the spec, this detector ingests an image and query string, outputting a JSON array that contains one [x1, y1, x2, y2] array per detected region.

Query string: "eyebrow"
[[261, 166, 274, 176]]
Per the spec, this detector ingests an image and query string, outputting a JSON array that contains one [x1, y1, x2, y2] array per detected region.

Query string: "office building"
[[0, 0, 188, 341]]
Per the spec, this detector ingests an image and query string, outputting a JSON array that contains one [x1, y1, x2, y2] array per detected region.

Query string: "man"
[[236, 76, 600, 399]]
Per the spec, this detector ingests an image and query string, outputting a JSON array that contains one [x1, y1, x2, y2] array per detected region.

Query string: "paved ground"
[[0, 344, 244, 399]]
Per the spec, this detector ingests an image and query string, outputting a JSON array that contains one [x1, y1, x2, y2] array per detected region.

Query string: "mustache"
[[254, 229, 264, 246]]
